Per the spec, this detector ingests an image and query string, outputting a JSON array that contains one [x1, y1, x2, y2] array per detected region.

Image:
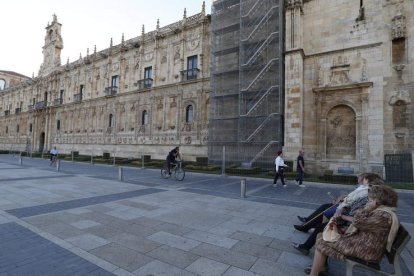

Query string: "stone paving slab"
[[147, 231, 201, 251], [133, 260, 197, 276], [0, 157, 413, 276], [185, 257, 230, 276], [0, 222, 114, 276], [6, 188, 165, 218], [146, 244, 200, 269]]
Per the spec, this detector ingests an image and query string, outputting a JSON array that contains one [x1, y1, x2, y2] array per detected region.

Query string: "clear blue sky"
[[1, 0, 211, 77]]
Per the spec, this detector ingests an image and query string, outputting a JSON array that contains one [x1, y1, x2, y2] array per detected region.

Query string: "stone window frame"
[[185, 104, 194, 123], [0, 79, 6, 90], [108, 113, 114, 128], [142, 110, 149, 125]]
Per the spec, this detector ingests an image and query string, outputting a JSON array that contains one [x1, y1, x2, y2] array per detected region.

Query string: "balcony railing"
[[135, 78, 153, 90], [104, 86, 118, 96], [35, 101, 47, 109], [53, 98, 63, 106], [74, 93, 82, 103], [15, 108, 21, 114], [181, 68, 200, 81], [4, 110, 10, 116]]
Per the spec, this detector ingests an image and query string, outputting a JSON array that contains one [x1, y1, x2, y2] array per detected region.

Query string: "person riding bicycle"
[[50, 147, 58, 165], [166, 146, 181, 175]]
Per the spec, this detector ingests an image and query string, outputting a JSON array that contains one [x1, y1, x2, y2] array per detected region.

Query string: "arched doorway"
[[326, 105, 356, 159], [39, 132, 45, 152]]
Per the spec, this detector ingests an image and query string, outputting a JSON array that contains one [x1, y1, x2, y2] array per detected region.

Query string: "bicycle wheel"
[[175, 168, 185, 181], [161, 164, 171, 179]]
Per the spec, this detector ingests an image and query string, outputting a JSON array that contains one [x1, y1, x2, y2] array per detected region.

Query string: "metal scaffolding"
[[209, 0, 284, 169]]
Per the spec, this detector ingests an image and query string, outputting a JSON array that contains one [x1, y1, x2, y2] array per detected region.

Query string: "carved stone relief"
[[326, 105, 356, 159], [144, 52, 154, 62], [186, 33, 201, 51], [389, 89, 411, 105], [391, 12, 406, 39], [174, 46, 181, 63], [328, 56, 351, 86], [393, 101, 407, 129]]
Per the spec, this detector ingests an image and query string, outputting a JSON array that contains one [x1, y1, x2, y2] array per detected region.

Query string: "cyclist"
[[50, 147, 58, 166], [166, 146, 181, 175]]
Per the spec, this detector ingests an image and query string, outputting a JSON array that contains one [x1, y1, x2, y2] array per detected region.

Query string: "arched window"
[[16, 125, 19, 133], [0, 79, 5, 90], [57, 120, 61, 130], [109, 114, 113, 127], [29, 123, 32, 132], [186, 105, 193, 123], [142, 110, 148, 125], [5, 126, 8, 134]]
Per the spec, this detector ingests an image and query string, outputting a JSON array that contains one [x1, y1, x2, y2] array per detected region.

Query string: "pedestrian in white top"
[[273, 150, 288, 188], [50, 147, 58, 166]]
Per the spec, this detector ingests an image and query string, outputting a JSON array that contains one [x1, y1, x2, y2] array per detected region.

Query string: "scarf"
[[375, 206, 399, 252]]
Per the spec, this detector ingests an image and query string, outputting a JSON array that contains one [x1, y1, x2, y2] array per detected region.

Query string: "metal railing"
[[35, 101, 47, 109], [74, 93, 82, 103], [181, 68, 200, 81], [53, 98, 63, 106], [104, 86, 118, 96], [135, 78, 153, 90]]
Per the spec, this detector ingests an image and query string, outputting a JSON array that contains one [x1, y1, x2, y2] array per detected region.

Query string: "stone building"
[[0, 70, 30, 91], [283, 0, 414, 176], [0, 5, 211, 161]]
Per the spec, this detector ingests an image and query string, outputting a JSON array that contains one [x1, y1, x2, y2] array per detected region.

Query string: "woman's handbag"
[[322, 217, 344, 242]]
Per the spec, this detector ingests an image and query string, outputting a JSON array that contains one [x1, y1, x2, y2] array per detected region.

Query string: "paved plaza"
[[0, 154, 413, 276]]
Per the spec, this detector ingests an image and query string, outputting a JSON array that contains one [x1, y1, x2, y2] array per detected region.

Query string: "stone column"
[[283, 1, 304, 162]]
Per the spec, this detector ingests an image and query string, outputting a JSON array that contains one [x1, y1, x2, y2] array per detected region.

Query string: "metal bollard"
[[19, 156, 23, 166], [71, 151, 74, 162], [221, 146, 226, 176], [91, 152, 93, 164], [56, 160, 60, 171], [240, 179, 246, 198], [118, 166, 123, 181], [141, 155, 145, 169], [113, 152, 116, 166]]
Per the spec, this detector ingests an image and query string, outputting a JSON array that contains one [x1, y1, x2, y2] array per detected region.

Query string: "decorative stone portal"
[[326, 105, 356, 159]]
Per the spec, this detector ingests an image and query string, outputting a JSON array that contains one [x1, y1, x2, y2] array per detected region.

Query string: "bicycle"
[[50, 155, 58, 167], [161, 160, 185, 181]]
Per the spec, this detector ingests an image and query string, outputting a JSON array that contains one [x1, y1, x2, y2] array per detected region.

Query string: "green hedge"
[[319, 174, 358, 184], [225, 167, 261, 175]]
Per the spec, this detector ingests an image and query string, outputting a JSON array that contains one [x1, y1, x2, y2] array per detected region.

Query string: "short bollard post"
[[91, 152, 93, 164], [141, 155, 145, 169], [19, 156, 23, 166], [118, 166, 123, 181], [241, 179, 246, 198], [56, 160, 60, 171], [71, 151, 74, 162], [113, 152, 116, 166]]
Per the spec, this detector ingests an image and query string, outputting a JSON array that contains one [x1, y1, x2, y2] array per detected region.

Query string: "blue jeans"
[[296, 170, 304, 184]]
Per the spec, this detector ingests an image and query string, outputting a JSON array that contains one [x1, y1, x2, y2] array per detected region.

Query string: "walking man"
[[273, 150, 288, 188], [295, 149, 306, 187]]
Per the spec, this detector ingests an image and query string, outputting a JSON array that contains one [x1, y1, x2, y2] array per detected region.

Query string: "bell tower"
[[39, 14, 63, 77]]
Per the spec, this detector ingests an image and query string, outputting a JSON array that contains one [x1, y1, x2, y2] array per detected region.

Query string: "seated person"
[[292, 173, 384, 256], [308, 184, 399, 276], [166, 146, 181, 174]]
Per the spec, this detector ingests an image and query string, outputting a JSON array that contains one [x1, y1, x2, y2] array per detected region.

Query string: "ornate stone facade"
[[0, 71, 30, 91], [284, 0, 414, 175], [0, 8, 210, 161]]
